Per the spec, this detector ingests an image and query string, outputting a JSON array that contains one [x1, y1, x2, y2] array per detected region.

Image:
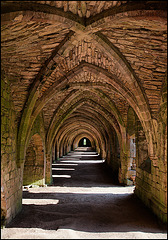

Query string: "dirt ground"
[[1, 148, 167, 239]]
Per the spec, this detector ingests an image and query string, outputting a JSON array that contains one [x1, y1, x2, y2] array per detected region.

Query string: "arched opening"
[[78, 137, 91, 147], [127, 107, 137, 185], [127, 134, 136, 185]]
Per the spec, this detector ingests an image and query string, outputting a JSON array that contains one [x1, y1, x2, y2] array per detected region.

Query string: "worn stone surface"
[[1, 70, 22, 225], [101, 27, 167, 119], [23, 134, 44, 186]]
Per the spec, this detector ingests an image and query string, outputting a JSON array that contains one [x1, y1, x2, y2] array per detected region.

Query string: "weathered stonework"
[[1, 1, 167, 226], [1, 70, 22, 224], [23, 133, 45, 186]]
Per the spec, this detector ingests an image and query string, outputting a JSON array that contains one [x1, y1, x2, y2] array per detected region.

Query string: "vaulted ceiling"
[[1, 1, 167, 155]]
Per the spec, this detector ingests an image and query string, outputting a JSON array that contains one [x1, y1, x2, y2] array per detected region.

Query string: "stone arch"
[[52, 117, 104, 157], [86, 7, 166, 30], [45, 84, 124, 136], [1, 1, 84, 26], [72, 132, 97, 150], [17, 60, 152, 168], [2, 2, 166, 28], [47, 101, 119, 153], [66, 130, 100, 153], [75, 134, 94, 148], [67, 109, 122, 157], [57, 111, 110, 141], [59, 131, 94, 156], [23, 133, 45, 186], [15, 43, 152, 168], [2, 1, 165, 170], [1, 0, 167, 227], [57, 121, 106, 159], [46, 89, 122, 153], [34, 62, 152, 152], [53, 111, 122, 182]]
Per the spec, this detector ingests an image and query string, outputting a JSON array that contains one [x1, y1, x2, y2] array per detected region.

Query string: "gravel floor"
[[1, 148, 167, 239]]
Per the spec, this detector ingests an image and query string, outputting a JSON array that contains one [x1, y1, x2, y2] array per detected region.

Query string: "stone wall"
[[1, 70, 22, 225], [23, 134, 45, 186], [135, 81, 167, 222], [1, 71, 47, 225], [23, 113, 46, 186]]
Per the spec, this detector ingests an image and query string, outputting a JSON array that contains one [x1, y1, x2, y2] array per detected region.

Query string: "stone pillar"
[[67, 144, 71, 153], [59, 145, 63, 158], [119, 151, 128, 184], [56, 141, 59, 160], [119, 128, 128, 185], [52, 144, 55, 162], [45, 152, 52, 184], [1, 70, 23, 225]]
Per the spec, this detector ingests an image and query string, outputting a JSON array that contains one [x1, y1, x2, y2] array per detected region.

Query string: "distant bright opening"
[[83, 138, 86, 146], [78, 137, 91, 147]]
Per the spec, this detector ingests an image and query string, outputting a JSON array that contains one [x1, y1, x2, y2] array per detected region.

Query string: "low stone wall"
[[135, 166, 167, 223]]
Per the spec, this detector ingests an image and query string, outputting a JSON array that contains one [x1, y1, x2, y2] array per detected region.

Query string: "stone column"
[[56, 141, 59, 160], [67, 144, 71, 153], [45, 152, 52, 184]]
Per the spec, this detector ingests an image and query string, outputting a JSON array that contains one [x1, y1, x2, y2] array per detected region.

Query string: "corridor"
[[2, 148, 167, 239], [1, 1, 167, 229]]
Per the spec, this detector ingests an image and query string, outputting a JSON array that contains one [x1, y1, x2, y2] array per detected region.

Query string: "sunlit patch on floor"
[[22, 199, 59, 205], [60, 160, 105, 163], [52, 163, 78, 166], [52, 168, 75, 171], [52, 175, 72, 178]]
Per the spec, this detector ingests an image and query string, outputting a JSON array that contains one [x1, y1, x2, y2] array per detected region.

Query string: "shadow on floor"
[[51, 161, 120, 187], [6, 148, 167, 234], [6, 188, 167, 234]]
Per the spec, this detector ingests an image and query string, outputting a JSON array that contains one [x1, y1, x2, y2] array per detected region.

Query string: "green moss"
[[1, 208, 6, 228]]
